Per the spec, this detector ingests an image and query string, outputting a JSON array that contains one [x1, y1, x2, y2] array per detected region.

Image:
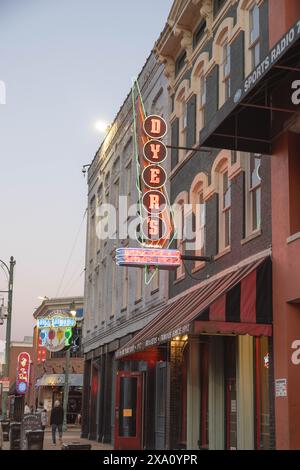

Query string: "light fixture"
[[69, 301, 76, 317]]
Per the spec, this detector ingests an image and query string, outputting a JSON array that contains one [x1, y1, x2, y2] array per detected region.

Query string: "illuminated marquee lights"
[[37, 316, 76, 328], [116, 247, 181, 270]]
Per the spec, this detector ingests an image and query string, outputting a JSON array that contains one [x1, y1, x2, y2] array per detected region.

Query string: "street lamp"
[[0, 256, 16, 419], [62, 301, 76, 432]]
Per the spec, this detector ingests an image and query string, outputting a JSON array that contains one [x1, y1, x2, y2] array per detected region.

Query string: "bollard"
[[9, 422, 21, 450]]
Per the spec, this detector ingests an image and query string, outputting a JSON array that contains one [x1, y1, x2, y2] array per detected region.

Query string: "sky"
[[0, 0, 173, 347]]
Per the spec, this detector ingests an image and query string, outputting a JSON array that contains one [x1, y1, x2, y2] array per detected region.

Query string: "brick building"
[[81, 51, 169, 447], [116, 0, 275, 450]]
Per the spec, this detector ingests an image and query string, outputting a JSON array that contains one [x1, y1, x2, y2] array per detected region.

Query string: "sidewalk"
[[2, 427, 113, 451]]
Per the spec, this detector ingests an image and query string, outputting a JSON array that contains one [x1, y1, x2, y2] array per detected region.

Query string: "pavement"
[[2, 426, 113, 451]]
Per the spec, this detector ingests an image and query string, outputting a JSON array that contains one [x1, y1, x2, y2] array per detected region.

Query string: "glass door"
[[114, 371, 142, 450]]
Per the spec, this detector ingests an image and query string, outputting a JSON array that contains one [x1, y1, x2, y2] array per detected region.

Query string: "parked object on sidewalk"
[[0, 420, 10, 441], [9, 422, 21, 450], [25, 430, 44, 450], [20, 414, 42, 449], [61, 441, 91, 450]]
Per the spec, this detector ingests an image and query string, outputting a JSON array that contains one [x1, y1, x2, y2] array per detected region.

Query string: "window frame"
[[218, 165, 231, 252]]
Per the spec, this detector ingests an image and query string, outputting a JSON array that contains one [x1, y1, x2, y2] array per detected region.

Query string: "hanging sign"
[[37, 310, 75, 352], [16, 352, 30, 394], [116, 81, 178, 273]]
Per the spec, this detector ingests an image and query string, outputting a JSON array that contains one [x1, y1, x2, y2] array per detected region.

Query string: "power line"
[[56, 210, 87, 297]]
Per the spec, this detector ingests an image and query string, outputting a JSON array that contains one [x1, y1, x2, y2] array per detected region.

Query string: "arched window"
[[244, 153, 262, 236], [238, 0, 262, 76], [191, 53, 209, 137], [212, 17, 234, 107], [173, 191, 188, 279], [174, 81, 189, 163], [216, 160, 231, 252], [190, 173, 208, 270]]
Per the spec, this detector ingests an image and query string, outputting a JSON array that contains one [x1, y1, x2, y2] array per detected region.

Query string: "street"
[[1, 426, 113, 451]]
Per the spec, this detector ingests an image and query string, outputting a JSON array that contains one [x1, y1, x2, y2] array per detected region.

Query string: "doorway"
[[114, 371, 142, 450]]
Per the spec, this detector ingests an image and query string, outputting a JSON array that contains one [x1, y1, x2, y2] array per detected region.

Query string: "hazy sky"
[[0, 0, 172, 346]]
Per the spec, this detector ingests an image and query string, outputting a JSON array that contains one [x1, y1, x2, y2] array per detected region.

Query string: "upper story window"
[[222, 40, 231, 100], [194, 191, 206, 270], [193, 20, 206, 49], [121, 267, 128, 311], [135, 267, 143, 302], [249, 4, 260, 68], [214, 0, 226, 17], [178, 94, 187, 162], [175, 50, 187, 77], [218, 166, 231, 251], [245, 153, 261, 236], [200, 74, 207, 108], [174, 192, 188, 280]]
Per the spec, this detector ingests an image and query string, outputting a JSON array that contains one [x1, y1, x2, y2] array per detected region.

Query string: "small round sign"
[[143, 115, 167, 139], [142, 190, 166, 215], [143, 139, 167, 164], [142, 164, 167, 189]]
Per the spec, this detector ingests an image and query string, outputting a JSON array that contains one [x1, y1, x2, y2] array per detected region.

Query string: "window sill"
[[241, 229, 262, 245], [287, 232, 300, 245], [151, 288, 159, 295], [191, 261, 205, 273], [214, 246, 231, 261], [173, 274, 186, 285]]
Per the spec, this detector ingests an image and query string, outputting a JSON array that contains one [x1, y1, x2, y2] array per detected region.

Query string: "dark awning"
[[116, 254, 272, 359], [199, 18, 300, 154]]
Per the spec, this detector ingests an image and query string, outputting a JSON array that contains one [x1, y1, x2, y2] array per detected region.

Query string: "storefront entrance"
[[114, 371, 143, 450]]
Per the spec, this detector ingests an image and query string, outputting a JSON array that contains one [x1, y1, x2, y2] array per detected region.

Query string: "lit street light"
[[94, 120, 110, 133]]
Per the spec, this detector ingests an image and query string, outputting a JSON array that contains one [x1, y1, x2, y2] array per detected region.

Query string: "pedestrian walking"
[[40, 408, 48, 430], [50, 400, 64, 446], [24, 402, 30, 414]]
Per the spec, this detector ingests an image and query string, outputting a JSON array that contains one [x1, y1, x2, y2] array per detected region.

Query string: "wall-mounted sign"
[[116, 247, 181, 270], [16, 352, 30, 394], [275, 378, 287, 397], [37, 310, 75, 352], [0, 377, 10, 393]]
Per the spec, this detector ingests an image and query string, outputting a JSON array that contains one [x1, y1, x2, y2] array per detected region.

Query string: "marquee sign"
[[37, 310, 76, 352], [16, 352, 30, 394], [116, 247, 181, 270]]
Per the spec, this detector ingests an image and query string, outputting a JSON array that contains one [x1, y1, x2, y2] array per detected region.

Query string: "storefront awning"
[[199, 18, 300, 154], [116, 254, 272, 359], [36, 374, 83, 387]]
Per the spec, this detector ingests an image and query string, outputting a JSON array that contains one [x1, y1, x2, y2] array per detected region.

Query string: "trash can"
[[25, 429, 44, 450], [9, 422, 21, 450], [0, 420, 10, 441], [61, 441, 91, 450]]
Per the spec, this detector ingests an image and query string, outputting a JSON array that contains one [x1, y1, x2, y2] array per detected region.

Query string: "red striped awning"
[[115, 255, 272, 359]]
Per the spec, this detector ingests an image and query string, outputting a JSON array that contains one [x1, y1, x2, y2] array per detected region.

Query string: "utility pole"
[[1, 256, 16, 419], [62, 301, 76, 432], [63, 347, 70, 432]]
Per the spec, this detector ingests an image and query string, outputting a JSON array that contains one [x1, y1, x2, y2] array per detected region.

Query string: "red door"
[[114, 371, 142, 450]]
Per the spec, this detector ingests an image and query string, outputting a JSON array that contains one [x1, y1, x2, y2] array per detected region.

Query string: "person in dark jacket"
[[50, 400, 64, 445]]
